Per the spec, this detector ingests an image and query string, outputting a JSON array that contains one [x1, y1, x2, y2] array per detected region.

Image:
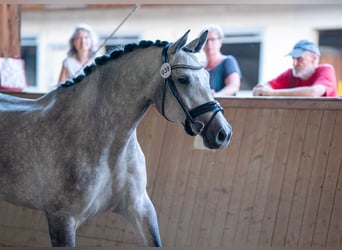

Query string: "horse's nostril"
[[216, 128, 227, 143], [215, 127, 232, 146]]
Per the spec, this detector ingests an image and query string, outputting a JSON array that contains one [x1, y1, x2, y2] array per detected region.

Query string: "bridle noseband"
[[160, 44, 224, 136]]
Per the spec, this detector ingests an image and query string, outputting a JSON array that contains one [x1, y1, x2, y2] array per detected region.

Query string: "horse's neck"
[[94, 49, 160, 121], [46, 48, 160, 135]]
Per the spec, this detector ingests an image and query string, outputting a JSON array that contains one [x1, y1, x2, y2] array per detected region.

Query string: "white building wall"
[[21, 4, 342, 92]]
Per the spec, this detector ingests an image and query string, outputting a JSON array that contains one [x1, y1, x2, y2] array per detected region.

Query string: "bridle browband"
[[160, 44, 224, 136]]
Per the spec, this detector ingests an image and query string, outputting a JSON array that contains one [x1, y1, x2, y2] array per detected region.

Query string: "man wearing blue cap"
[[253, 40, 337, 97]]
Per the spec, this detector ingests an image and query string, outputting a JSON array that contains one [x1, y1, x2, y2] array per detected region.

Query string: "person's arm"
[[253, 82, 270, 96], [213, 72, 240, 97], [253, 82, 326, 97], [58, 65, 68, 83]]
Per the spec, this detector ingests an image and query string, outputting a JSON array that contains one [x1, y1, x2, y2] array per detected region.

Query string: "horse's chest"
[[79, 167, 127, 213]]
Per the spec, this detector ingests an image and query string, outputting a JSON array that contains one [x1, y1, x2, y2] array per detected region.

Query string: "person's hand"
[[252, 84, 274, 96]]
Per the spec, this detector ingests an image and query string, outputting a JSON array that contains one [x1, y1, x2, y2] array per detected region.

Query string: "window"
[[21, 37, 37, 87], [221, 31, 262, 90]]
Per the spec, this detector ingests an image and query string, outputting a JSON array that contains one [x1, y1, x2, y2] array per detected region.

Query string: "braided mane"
[[59, 39, 169, 88]]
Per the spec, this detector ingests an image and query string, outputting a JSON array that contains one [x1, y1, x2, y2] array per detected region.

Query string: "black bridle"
[[160, 44, 224, 136]]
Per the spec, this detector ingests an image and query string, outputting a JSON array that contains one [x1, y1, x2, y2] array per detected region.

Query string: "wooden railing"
[[138, 97, 342, 247], [0, 94, 341, 247]]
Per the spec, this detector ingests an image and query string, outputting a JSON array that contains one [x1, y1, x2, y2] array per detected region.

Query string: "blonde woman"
[[201, 24, 242, 97], [58, 24, 98, 83]]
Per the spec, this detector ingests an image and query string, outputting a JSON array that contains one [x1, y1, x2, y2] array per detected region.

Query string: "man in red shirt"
[[253, 40, 337, 97]]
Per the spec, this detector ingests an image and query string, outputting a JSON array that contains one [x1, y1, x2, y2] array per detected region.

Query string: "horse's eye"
[[178, 76, 189, 85]]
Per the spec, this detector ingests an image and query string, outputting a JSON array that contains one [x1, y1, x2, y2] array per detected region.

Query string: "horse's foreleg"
[[118, 193, 162, 247], [45, 213, 76, 247]]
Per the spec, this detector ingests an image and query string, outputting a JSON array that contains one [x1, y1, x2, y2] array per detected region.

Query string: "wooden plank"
[[158, 127, 189, 246], [220, 108, 259, 246], [284, 110, 323, 246], [21, 4, 133, 11], [0, 202, 50, 246], [196, 108, 240, 246], [258, 109, 296, 246], [8, 4, 21, 57], [269, 110, 310, 246], [234, 108, 269, 245], [0, 4, 9, 57], [190, 150, 218, 247], [206, 109, 243, 247], [0, 3, 9, 57], [78, 213, 127, 243], [312, 111, 342, 246], [326, 157, 342, 247], [192, 148, 218, 247], [0, 226, 50, 247], [173, 148, 205, 246], [0, 91, 43, 99], [163, 133, 194, 246], [186, 148, 218, 246], [0, 4, 20, 57], [246, 109, 283, 246], [196, 107, 240, 247], [298, 110, 337, 246], [147, 121, 185, 243], [205, 146, 232, 246], [218, 97, 342, 111], [216, 108, 248, 247], [4, 92, 342, 112]]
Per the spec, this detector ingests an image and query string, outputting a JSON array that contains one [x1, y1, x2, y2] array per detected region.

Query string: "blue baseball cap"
[[288, 40, 320, 58]]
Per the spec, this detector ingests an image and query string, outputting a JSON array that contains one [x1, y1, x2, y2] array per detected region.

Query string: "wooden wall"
[[0, 4, 21, 58], [0, 96, 341, 247], [139, 98, 342, 248], [320, 54, 342, 96], [321, 54, 342, 82]]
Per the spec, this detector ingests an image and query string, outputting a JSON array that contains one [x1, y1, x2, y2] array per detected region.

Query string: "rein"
[[160, 44, 224, 136]]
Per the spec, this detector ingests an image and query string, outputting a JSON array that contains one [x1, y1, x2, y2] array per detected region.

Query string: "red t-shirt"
[[269, 64, 337, 97]]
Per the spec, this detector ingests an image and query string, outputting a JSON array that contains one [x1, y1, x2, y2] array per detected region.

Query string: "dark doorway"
[[221, 42, 261, 90], [319, 29, 342, 49]]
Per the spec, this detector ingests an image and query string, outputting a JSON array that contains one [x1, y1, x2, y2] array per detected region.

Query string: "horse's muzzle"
[[202, 118, 232, 150]]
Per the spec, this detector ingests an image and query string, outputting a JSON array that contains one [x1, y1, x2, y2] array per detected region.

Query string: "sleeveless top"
[[63, 57, 87, 79]]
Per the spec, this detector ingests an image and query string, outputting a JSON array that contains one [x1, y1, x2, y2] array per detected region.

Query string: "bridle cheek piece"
[[160, 44, 224, 137]]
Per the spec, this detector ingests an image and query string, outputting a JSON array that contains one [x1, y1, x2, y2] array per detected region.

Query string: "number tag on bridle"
[[160, 63, 171, 79]]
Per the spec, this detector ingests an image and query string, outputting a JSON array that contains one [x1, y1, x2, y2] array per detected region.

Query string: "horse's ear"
[[169, 30, 190, 54], [184, 30, 208, 53]]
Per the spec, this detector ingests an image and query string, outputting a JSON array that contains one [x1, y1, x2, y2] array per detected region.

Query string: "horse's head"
[[155, 30, 232, 149]]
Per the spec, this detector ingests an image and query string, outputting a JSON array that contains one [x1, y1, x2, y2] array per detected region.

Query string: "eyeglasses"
[[206, 37, 221, 43]]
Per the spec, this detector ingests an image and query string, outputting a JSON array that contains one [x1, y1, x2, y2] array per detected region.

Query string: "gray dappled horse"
[[0, 30, 232, 247]]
